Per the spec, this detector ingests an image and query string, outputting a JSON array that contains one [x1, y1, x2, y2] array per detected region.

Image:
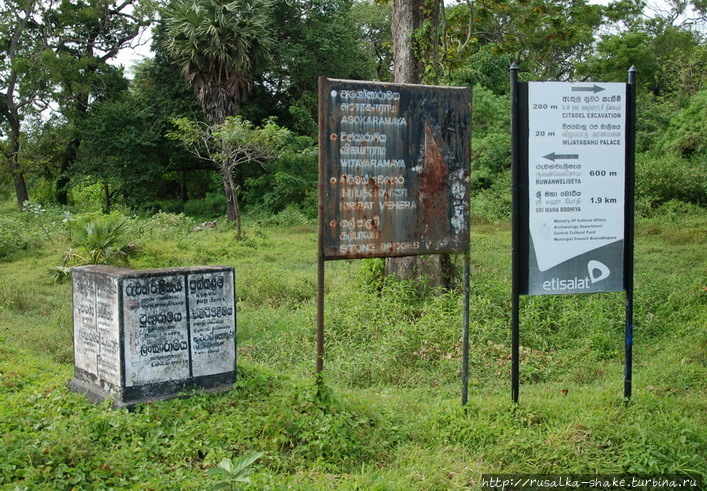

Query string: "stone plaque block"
[[69, 265, 236, 408]]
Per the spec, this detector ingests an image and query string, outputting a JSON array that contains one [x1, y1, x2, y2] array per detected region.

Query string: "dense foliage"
[[1, 0, 703, 216]]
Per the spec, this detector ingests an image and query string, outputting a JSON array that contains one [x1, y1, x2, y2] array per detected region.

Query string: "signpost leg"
[[316, 255, 325, 378], [316, 76, 326, 382], [624, 66, 637, 401], [624, 291, 633, 400], [511, 297, 520, 403], [461, 250, 471, 405], [510, 63, 521, 404]]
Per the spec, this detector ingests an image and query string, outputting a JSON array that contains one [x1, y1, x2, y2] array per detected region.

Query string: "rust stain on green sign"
[[318, 78, 471, 260]]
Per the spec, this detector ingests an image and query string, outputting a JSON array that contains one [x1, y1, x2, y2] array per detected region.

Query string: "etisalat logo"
[[542, 260, 611, 291]]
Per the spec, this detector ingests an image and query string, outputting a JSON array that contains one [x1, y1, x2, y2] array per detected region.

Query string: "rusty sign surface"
[[318, 78, 471, 260]]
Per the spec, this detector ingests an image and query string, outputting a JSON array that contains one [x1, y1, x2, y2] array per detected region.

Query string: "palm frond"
[[163, 0, 274, 122]]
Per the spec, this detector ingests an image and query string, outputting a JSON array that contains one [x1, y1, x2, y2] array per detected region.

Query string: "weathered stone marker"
[[69, 265, 236, 408]]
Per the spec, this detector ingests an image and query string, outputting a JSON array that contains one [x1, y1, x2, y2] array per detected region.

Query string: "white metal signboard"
[[526, 81, 627, 294]]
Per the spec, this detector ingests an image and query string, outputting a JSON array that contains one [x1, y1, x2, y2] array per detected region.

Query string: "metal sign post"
[[510, 64, 523, 403], [317, 78, 472, 404], [510, 66, 636, 403], [624, 66, 637, 401]]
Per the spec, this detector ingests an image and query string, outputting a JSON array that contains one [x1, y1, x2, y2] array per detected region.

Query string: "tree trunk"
[[56, 138, 80, 205], [56, 72, 89, 205], [222, 173, 237, 222], [387, 0, 453, 289], [6, 121, 29, 209], [221, 171, 242, 239], [103, 181, 111, 213], [392, 0, 423, 85], [385, 254, 455, 288], [180, 170, 188, 202], [12, 169, 29, 210], [2, 3, 31, 210], [233, 185, 242, 240]]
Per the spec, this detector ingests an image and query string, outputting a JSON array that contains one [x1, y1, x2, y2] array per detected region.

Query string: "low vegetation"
[[0, 190, 704, 489]]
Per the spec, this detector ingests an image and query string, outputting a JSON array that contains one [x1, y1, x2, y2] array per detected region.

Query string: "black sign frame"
[[510, 65, 637, 403]]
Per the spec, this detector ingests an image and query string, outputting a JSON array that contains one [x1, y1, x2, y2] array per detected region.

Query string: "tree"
[[577, 27, 705, 99], [241, 0, 377, 135], [431, 0, 604, 88], [0, 0, 46, 209], [43, 0, 156, 205], [349, 0, 394, 81], [658, 88, 707, 158], [1, 0, 155, 208], [163, 0, 274, 223], [392, 0, 425, 84], [163, 0, 273, 124], [100, 23, 214, 207], [647, 0, 707, 30], [241, 132, 318, 215], [75, 93, 163, 212], [169, 116, 284, 237], [17, 115, 69, 200]]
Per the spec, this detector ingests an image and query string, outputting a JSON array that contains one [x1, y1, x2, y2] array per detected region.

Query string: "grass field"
[[0, 201, 705, 489]]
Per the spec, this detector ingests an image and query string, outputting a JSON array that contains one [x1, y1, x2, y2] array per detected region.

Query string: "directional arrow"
[[544, 152, 579, 161], [571, 85, 605, 93]]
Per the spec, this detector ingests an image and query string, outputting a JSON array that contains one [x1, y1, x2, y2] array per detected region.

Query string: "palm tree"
[[164, 0, 273, 123], [163, 0, 273, 224]]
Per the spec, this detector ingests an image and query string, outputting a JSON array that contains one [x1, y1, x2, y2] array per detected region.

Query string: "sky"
[[113, 31, 153, 78]]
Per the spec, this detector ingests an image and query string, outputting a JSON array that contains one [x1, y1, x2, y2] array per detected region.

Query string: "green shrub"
[[205, 452, 264, 489], [0, 201, 75, 258], [453, 50, 513, 95], [67, 182, 105, 212], [71, 215, 139, 265], [636, 153, 707, 207], [260, 204, 313, 227], [635, 93, 682, 153], [658, 89, 707, 158], [0, 217, 38, 259], [471, 86, 512, 191], [357, 258, 386, 293], [473, 132, 512, 190], [244, 145, 317, 215], [137, 199, 185, 215], [183, 192, 227, 218], [50, 214, 141, 281], [639, 199, 706, 223], [472, 171, 512, 223], [142, 211, 197, 240], [27, 177, 57, 206]]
